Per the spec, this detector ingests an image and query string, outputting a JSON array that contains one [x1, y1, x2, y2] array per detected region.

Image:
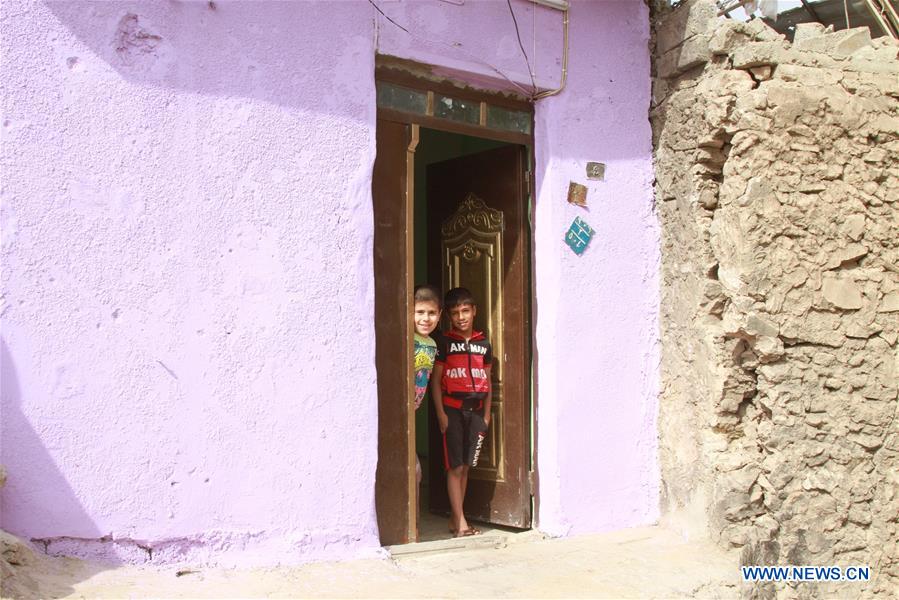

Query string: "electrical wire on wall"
[[507, 0, 538, 95], [368, 0, 569, 101], [532, 3, 569, 100], [368, 0, 534, 97]]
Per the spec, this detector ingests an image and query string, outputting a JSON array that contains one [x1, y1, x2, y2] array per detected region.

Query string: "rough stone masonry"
[[652, 0, 898, 597]]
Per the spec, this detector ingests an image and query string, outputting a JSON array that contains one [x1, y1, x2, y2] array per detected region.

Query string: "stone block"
[[753, 335, 784, 362], [722, 310, 779, 338], [775, 63, 843, 85], [708, 20, 748, 56], [732, 41, 788, 69], [861, 381, 898, 401], [850, 43, 899, 65], [794, 27, 873, 57], [798, 181, 827, 194], [787, 124, 816, 138], [847, 431, 883, 450], [833, 28, 874, 58], [743, 18, 784, 43], [842, 215, 866, 241], [763, 81, 807, 124], [698, 69, 755, 98], [845, 318, 881, 338], [863, 148, 888, 163], [782, 314, 846, 347], [738, 178, 773, 208], [790, 142, 820, 153], [658, 35, 712, 79], [869, 114, 899, 135], [802, 472, 839, 498], [697, 188, 719, 210], [792, 22, 826, 43], [842, 56, 899, 74], [848, 503, 873, 525], [879, 291, 899, 312], [722, 466, 761, 496], [825, 243, 868, 269], [731, 110, 773, 133], [656, 0, 717, 55], [864, 73, 898, 97], [749, 65, 772, 81], [822, 276, 864, 310]]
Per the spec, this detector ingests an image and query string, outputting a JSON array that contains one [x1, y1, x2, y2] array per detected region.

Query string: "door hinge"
[[527, 470, 536, 490], [525, 170, 532, 187]]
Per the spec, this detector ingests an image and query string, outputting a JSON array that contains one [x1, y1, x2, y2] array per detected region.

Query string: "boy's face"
[[448, 303, 477, 336], [414, 300, 441, 337]]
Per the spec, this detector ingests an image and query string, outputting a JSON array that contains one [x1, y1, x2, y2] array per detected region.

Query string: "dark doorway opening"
[[414, 129, 522, 541], [372, 71, 535, 547]]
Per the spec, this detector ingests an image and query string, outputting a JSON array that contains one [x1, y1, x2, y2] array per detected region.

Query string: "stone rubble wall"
[[0, 465, 43, 599], [651, 1, 898, 595]]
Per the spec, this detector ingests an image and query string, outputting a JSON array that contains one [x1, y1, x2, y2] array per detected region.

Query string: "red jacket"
[[435, 329, 492, 409]]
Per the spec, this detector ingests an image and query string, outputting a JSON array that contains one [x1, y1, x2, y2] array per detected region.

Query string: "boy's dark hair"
[[444, 287, 477, 310], [414, 284, 442, 307]]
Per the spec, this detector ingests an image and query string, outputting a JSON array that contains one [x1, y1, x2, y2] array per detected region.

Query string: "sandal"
[[448, 521, 477, 534], [453, 527, 481, 537]]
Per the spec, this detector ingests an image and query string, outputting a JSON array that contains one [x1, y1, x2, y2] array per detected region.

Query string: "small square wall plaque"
[[565, 216, 595, 256], [586, 162, 605, 180], [567, 181, 588, 207]]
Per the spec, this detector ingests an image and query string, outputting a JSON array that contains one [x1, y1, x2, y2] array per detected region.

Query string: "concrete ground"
[[5, 525, 754, 599]]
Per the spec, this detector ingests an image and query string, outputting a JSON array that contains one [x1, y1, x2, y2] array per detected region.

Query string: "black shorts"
[[442, 406, 488, 470]]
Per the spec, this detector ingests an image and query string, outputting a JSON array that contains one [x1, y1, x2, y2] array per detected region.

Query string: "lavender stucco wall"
[[1, 0, 658, 565], [2, 0, 380, 565], [532, 1, 660, 536]]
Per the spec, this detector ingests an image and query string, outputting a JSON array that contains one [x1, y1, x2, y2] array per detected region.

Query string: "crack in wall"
[[31, 535, 154, 561]]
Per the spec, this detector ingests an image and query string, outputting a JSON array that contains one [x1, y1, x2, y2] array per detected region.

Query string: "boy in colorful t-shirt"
[[412, 285, 442, 486]]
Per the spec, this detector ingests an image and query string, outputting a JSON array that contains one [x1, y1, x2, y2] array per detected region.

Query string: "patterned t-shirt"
[[413, 333, 438, 410]]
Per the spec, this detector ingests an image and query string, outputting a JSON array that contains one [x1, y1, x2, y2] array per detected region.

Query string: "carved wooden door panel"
[[427, 145, 531, 528]]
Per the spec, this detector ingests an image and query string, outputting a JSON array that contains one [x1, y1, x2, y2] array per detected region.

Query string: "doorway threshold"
[[387, 526, 545, 558]]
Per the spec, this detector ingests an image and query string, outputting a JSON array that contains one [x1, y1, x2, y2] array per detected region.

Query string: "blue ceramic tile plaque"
[[565, 216, 594, 256]]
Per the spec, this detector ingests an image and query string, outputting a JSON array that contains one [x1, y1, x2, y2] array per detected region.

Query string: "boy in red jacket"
[[431, 287, 492, 537]]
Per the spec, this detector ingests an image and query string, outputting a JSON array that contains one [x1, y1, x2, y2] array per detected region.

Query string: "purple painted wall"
[[2, 0, 380, 566], [1, 0, 657, 565], [532, 1, 660, 536]]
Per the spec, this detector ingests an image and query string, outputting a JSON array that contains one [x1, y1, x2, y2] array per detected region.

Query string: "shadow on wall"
[[43, 0, 374, 118], [0, 338, 116, 596]]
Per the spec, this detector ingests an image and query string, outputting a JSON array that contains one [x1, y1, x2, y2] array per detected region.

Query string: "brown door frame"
[[374, 62, 537, 541], [373, 120, 419, 545]]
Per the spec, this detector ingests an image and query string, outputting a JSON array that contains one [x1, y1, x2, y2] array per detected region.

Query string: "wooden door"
[[373, 119, 417, 545], [427, 145, 531, 528]]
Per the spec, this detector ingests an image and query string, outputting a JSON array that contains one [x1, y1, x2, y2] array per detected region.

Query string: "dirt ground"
[[6, 522, 889, 599], [4, 526, 751, 599]]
